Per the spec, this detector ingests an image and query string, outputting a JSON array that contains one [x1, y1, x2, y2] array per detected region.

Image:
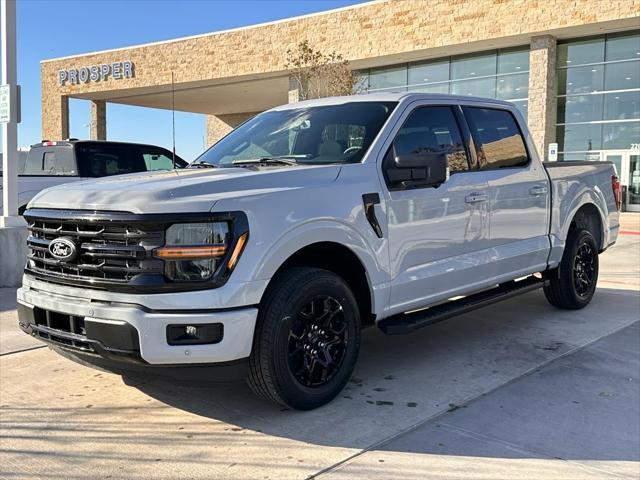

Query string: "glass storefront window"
[[511, 100, 528, 121], [604, 91, 640, 120], [407, 83, 449, 94], [369, 66, 407, 92], [558, 64, 604, 95], [362, 47, 529, 104], [451, 77, 496, 97], [496, 73, 528, 100], [498, 48, 529, 74], [603, 122, 640, 150], [408, 60, 449, 88], [451, 51, 497, 80], [604, 60, 640, 91], [557, 123, 602, 152], [557, 95, 604, 124], [556, 32, 639, 162], [557, 37, 605, 67], [605, 32, 640, 62]]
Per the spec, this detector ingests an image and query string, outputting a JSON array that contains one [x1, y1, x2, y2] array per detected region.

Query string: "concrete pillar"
[[206, 112, 259, 146], [528, 35, 557, 161], [90, 100, 106, 140], [42, 95, 69, 141]]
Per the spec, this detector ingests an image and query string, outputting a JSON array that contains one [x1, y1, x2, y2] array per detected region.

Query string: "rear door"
[[382, 104, 490, 315], [462, 106, 550, 278]]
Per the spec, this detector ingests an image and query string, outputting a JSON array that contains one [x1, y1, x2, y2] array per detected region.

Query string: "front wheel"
[[544, 228, 599, 310], [247, 267, 361, 410]]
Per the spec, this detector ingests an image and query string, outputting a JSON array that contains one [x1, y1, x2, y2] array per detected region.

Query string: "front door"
[[383, 105, 490, 315]]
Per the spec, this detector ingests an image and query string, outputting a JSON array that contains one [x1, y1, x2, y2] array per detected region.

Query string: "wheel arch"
[[568, 202, 605, 251], [260, 241, 377, 327]]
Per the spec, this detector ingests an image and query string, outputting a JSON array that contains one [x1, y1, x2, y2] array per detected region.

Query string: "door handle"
[[530, 185, 548, 196], [465, 192, 488, 204]]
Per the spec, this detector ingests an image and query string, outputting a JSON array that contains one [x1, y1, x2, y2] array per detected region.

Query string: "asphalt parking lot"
[[1, 217, 639, 480]]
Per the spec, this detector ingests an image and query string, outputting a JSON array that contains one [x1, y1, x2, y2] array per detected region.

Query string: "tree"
[[285, 40, 364, 101]]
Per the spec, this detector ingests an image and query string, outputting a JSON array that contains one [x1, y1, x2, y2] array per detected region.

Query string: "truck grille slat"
[[25, 214, 164, 286]]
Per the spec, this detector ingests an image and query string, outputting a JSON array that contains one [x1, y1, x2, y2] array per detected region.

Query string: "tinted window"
[[76, 144, 146, 177], [464, 107, 529, 169], [23, 147, 76, 176], [393, 106, 469, 173]]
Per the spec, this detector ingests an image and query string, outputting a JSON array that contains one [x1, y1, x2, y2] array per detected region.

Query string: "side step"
[[378, 276, 545, 335]]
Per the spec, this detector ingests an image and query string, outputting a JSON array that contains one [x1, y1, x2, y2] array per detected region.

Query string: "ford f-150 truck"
[[17, 93, 621, 410]]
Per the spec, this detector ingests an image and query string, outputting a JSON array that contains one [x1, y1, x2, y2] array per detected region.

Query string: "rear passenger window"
[[393, 106, 469, 173], [464, 107, 529, 169], [43, 151, 76, 175], [22, 148, 76, 176]]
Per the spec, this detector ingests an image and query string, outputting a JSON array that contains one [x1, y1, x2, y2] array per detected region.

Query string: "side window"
[[392, 106, 470, 174], [140, 148, 176, 171], [76, 144, 146, 177], [464, 107, 529, 169]]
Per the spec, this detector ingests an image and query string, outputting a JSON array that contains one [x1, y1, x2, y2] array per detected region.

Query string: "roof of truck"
[[270, 92, 516, 110]]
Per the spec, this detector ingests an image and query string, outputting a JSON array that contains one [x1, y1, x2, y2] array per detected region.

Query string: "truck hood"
[[28, 165, 341, 214]]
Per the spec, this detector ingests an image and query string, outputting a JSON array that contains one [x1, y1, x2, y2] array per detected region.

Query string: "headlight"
[[154, 222, 231, 282]]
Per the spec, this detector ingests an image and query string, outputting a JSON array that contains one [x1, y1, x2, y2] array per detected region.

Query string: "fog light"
[[166, 323, 224, 346]]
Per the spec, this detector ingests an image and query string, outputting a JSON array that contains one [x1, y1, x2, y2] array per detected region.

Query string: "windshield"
[[194, 101, 397, 167]]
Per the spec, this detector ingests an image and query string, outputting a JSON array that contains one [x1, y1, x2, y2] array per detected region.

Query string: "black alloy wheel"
[[287, 295, 349, 388], [248, 267, 361, 410]]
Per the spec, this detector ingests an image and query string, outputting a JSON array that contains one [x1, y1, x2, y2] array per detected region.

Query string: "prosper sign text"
[[58, 61, 134, 86]]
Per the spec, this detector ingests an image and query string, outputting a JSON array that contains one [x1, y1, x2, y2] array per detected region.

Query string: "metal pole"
[[1, 0, 22, 227]]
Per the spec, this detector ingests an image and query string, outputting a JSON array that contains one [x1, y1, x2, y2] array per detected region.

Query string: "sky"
[[2, 0, 366, 160]]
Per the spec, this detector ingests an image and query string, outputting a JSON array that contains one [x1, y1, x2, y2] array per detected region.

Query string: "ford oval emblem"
[[48, 237, 78, 262]]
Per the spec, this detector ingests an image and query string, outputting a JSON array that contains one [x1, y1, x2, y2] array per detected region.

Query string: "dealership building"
[[41, 0, 639, 199]]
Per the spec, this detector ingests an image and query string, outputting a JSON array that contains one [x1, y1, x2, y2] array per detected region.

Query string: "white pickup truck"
[[17, 93, 621, 410]]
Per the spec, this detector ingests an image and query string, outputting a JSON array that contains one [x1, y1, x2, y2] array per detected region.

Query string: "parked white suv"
[[17, 94, 620, 409]]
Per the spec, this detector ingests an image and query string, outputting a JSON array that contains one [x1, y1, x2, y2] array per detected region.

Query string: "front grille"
[[25, 210, 165, 288], [32, 307, 93, 351]]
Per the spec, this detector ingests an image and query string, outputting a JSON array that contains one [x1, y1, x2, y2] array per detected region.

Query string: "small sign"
[[0, 84, 10, 123], [548, 142, 558, 162]]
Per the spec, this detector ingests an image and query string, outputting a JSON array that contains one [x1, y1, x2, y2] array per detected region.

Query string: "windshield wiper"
[[188, 160, 217, 169], [231, 156, 301, 166]]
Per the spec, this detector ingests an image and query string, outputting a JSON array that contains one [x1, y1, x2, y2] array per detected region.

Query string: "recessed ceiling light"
[[516, 66, 521, 69], [591, 69, 597, 72], [626, 77, 632, 80], [615, 96, 620, 99], [567, 60, 572, 63], [470, 72, 475, 75]]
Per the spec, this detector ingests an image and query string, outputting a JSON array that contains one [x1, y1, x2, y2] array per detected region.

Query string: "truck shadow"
[[124, 287, 640, 460]]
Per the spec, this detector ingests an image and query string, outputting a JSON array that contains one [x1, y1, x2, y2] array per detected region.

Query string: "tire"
[[247, 267, 361, 410], [544, 228, 599, 310]]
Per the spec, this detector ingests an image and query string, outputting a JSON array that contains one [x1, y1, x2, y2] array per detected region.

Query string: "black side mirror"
[[387, 149, 448, 188]]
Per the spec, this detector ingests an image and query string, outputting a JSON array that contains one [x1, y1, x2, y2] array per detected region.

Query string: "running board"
[[378, 276, 545, 335]]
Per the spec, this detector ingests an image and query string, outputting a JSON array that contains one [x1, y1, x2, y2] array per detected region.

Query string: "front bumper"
[[17, 282, 258, 369]]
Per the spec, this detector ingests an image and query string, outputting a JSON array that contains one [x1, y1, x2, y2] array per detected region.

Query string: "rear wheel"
[[247, 267, 360, 410], [544, 228, 599, 310]]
